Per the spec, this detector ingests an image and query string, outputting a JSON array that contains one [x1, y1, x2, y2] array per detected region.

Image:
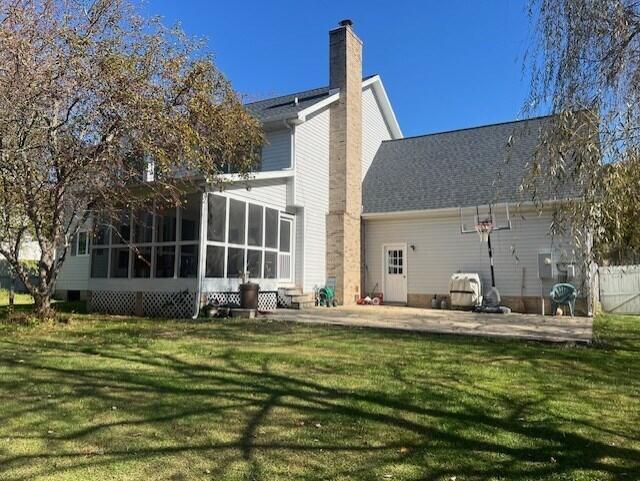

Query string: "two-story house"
[[55, 20, 593, 317]]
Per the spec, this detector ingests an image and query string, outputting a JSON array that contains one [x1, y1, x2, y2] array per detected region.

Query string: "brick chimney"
[[326, 19, 362, 305]]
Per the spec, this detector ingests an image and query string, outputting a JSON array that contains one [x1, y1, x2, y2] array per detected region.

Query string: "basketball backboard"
[[460, 203, 512, 235]]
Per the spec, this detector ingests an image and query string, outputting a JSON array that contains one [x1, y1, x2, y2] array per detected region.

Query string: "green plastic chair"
[[550, 283, 577, 317]]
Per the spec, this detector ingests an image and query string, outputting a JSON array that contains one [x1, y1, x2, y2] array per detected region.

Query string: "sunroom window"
[[204, 194, 292, 281]]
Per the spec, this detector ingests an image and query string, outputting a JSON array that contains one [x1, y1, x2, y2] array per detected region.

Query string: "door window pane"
[[228, 199, 246, 244], [246, 249, 263, 279], [205, 245, 225, 278], [248, 204, 263, 246], [181, 194, 200, 241], [156, 207, 177, 243], [179, 245, 198, 278], [91, 248, 108, 278], [279, 219, 291, 252], [110, 248, 130, 278], [265, 208, 278, 248], [78, 231, 88, 255], [133, 247, 152, 278], [155, 246, 175, 278], [133, 210, 153, 243], [207, 194, 226, 242], [226, 247, 245, 278], [264, 251, 277, 279]]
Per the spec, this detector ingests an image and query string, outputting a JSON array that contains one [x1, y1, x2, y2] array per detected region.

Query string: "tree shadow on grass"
[[0, 319, 638, 480]]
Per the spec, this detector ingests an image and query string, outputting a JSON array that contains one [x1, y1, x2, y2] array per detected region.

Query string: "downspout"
[[192, 191, 208, 319]]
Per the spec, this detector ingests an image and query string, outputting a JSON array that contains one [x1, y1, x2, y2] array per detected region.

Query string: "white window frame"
[[73, 230, 90, 257], [204, 193, 293, 281]]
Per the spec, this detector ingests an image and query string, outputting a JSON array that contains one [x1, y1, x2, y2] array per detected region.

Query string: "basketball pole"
[[487, 232, 496, 288]]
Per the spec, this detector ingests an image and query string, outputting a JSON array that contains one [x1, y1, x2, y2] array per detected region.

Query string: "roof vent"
[[294, 96, 299, 106], [339, 19, 353, 27]]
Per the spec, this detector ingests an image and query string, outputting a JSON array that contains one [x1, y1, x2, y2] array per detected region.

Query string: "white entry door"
[[383, 244, 407, 303]]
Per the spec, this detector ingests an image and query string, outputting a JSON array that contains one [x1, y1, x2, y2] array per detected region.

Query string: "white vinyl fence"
[[599, 265, 640, 314]]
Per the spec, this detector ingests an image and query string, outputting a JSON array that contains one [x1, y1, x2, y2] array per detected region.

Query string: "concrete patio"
[[271, 305, 593, 343]]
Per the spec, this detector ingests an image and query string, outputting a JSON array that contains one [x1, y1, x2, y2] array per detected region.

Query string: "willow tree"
[[524, 0, 640, 264], [0, 0, 263, 317]]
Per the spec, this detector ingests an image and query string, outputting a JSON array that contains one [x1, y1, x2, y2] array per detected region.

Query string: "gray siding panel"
[[295, 106, 330, 292], [364, 209, 578, 299], [260, 129, 291, 171], [361, 86, 393, 179]]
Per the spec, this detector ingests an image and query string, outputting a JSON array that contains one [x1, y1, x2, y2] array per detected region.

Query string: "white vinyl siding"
[[260, 128, 291, 171], [362, 85, 393, 178], [364, 208, 579, 299], [224, 179, 288, 211], [294, 106, 330, 292], [56, 254, 91, 291]]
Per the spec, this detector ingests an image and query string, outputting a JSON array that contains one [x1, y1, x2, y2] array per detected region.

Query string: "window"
[[226, 247, 245, 278], [248, 204, 263, 246], [279, 219, 291, 253], [264, 251, 277, 279], [133, 247, 152, 278], [228, 199, 246, 245], [246, 249, 262, 278], [179, 245, 198, 278], [206, 245, 225, 278], [94, 221, 109, 246], [70, 235, 78, 256], [203, 194, 292, 281], [180, 194, 200, 241], [91, 248, 108, 278], [207, 195, 226, 242], [78, 231, 89, 255], [155, 246, 175, 278], [110, 248, 130, 278], [265, 208, 278, 248], [111, 212, 131, 245], [133, 210, 153, 244], [156, 207, 177, 243]]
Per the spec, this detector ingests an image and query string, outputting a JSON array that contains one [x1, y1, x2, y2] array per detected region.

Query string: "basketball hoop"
[[475, 220, 494, 243]]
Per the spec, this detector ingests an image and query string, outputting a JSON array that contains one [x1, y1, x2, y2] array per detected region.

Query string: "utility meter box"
[[538, 251, 554, 279]]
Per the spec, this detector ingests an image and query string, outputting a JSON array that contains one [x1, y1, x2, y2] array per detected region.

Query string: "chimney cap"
[[338, 19, 353, 27]]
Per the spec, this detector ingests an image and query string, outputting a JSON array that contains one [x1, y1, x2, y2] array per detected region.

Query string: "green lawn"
[[0, 289, 33, 306], [0, 309, 638, 481]]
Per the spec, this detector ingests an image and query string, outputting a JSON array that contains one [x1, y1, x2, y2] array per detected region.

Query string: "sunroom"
[[87, 188, 295, 317]]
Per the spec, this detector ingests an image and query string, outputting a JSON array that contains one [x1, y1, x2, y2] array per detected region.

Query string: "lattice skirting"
[[143, 291, 196, 319], [90, 290, 279, 317], [90, 290, 196, 318], [277, 288, 292, 308], [90, 291, 136, 316], [204, 291, 278, 312]]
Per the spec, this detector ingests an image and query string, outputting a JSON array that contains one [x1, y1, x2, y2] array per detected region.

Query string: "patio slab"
[[271, 305, 593, 343]]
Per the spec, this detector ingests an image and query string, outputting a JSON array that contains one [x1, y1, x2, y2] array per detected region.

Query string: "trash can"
[[239, 282, 259, 310]]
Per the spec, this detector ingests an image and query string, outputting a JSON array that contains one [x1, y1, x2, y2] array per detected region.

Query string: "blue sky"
[[144, 0, 533, 138]]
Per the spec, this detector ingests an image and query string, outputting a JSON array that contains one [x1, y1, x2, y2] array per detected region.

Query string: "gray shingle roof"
[[245, 86, 332, 123], [363, 115, 577, 214], [245, 75, 377, 123]]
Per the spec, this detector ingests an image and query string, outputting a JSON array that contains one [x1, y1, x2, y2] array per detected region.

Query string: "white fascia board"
[[218, 169, 294, 183], [362, 75, 403, 139], [295, 92, 340, 122]]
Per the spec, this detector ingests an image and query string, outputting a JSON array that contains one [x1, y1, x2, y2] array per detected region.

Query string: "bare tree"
[[0, 0, 263, 317], [524, 0, 640, 264]]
